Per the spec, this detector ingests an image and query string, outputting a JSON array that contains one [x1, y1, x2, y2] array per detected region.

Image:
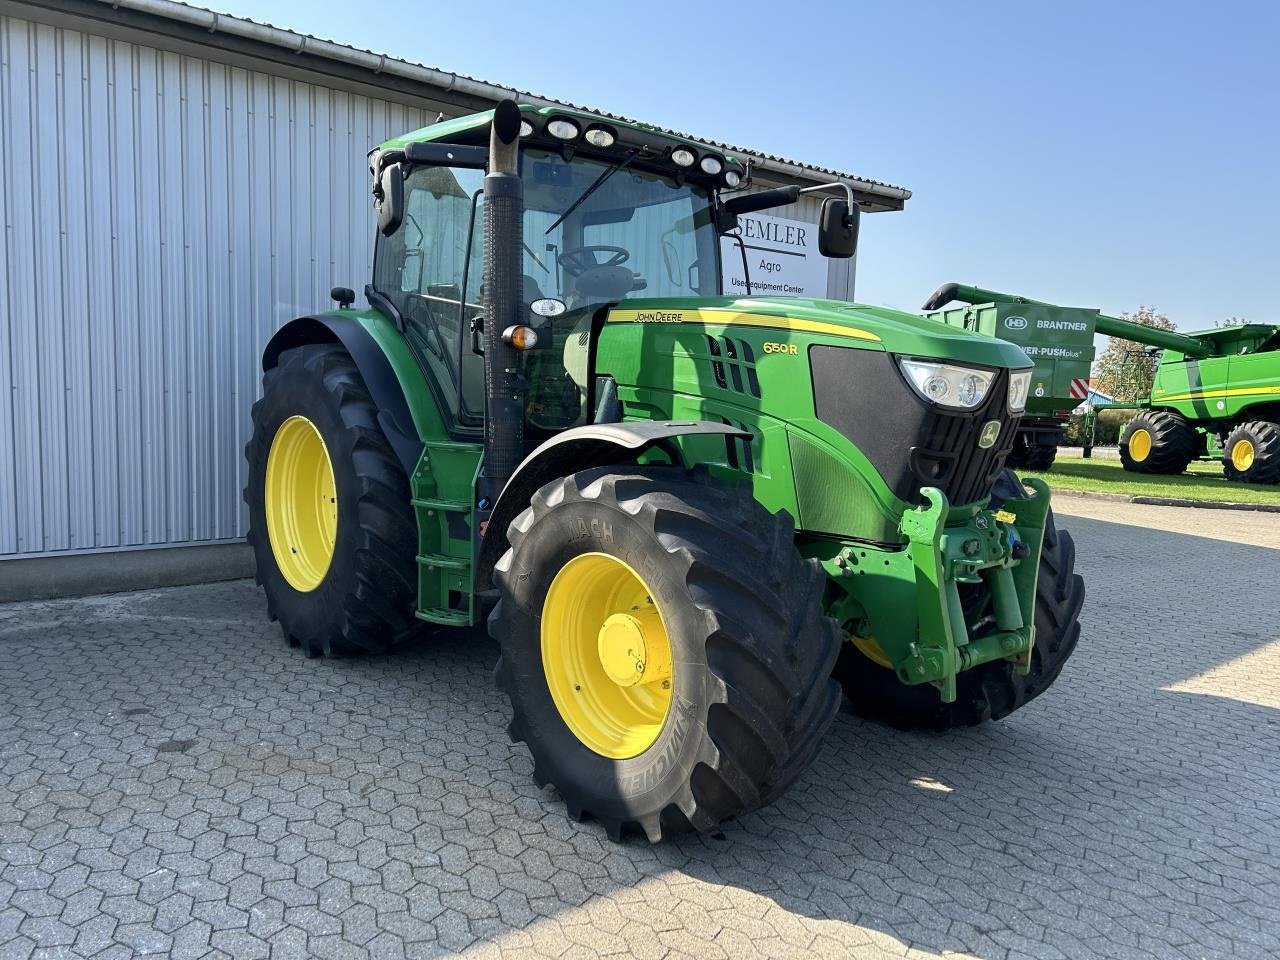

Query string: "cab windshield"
[[514, 149, 720, 432], [372, 148, 720, 434]]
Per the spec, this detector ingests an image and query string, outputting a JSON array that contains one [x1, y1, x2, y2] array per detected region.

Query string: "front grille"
[[809, 346, 1019, 506], [908, 379, 1018, 505]]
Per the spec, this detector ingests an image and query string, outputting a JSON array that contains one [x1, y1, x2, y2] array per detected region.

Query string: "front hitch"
[[896, 478, 1051, 702]]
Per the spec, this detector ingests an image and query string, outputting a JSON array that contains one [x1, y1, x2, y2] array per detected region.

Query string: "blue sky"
[[218, 0, 1278, 330]]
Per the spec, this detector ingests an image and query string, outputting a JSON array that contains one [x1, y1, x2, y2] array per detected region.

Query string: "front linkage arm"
[[895, 478, 1052, 702]]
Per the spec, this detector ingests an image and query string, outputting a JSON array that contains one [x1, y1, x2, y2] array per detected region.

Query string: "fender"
[[475, 420, 751, 592], [263, 315, 425, 476]]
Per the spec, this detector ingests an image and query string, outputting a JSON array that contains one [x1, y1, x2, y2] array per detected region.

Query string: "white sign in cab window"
[[720, 211, 830, 299]]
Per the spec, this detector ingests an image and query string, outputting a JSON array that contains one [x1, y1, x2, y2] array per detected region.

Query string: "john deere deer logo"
[[978, 420, 1002, 449]]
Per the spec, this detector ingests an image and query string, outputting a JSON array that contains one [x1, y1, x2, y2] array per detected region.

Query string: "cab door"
[[371, 164, 487, 431]]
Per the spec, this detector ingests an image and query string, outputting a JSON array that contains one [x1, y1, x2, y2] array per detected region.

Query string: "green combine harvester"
[[1123, 324, 1280, 483], [924, 285, 1280, 484], [245, 102, 1085, 841]]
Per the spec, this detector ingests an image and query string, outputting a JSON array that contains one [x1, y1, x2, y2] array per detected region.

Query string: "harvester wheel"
[[245, 344, 418, 657], [1222, 420, 1280, 484], [489, 466, 841, 841], [834, 469, 1084, 731], [1119, 410, 1196, 474]]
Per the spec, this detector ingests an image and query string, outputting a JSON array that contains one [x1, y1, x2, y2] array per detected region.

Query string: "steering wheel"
[[557, 245, 630, 278]]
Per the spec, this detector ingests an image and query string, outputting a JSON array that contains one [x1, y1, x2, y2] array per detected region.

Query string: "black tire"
[[245, 344, 418, 657], [1007, 434, 1058, 471], [489, 466, 841, 841], [834, 469, 1084, 731], [1222, 420, 1280, 484], [1119, 410, 1196, 474]]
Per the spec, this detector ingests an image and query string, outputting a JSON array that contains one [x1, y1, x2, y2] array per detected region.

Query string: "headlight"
[[546, 118, 579, 140], [723, 169, 741, 188], [584, 125, 616, 148], [1007, 369, 1032, 413], [899, 359, 994, 410], [519, 120, 534, 138], [700, 155, 724, 175], [670, 148, 696, 167]]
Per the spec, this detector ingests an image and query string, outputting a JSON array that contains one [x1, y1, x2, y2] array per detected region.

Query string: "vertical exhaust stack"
[[480, 100, 525, 505]]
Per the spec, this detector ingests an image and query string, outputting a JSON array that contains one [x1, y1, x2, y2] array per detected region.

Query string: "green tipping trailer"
[[924, 284, 1280, 484], [922, 285, 1098, 469]]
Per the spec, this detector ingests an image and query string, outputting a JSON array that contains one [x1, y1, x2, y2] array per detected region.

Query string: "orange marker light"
[[502, 325, 539, 350]]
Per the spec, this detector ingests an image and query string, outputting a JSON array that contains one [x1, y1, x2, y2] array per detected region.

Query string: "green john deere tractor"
[[245, 101, 1085, 841]]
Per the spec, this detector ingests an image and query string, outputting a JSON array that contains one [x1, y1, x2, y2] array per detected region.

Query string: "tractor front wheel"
[[245, 344, 419, 657], [490, 466, 841, 841], [1008, 434, 1058, 471], [834, 469, 1084, 731], [1119, 410, 1196, 474], [1222, 421, 1280, 484]]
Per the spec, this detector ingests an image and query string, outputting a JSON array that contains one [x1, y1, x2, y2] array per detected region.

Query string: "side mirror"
[[376, 163, 405, 236], [819, 197, 859, 258]]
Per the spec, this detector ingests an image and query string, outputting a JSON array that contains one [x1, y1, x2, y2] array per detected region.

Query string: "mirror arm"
[[799, 181, 858, 224]]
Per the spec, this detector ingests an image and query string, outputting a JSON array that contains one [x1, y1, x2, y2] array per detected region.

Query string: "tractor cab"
[[366, 105, 856, 447], [370, 143, 721, 437]]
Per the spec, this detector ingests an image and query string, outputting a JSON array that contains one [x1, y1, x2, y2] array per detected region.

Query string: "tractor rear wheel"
[[834, 469, 1084, 731], [245, 344, 418, 657], [1119, 410, 1196, 474], [1222, 421, 1280, 484], [489, 466, 841, 841]]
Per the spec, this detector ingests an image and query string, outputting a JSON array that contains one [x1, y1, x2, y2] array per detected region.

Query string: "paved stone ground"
[[2, 501, 1278, 960]]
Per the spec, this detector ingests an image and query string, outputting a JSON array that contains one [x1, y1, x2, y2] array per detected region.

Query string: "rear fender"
[[475, 420, 751, 592], [263, 315, 424, 476]]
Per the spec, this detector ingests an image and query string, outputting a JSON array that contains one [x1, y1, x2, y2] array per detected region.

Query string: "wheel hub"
[[597, 608, 670, 687], [541, 553, 675, 759], [264, 415, 338, 592], [1129, 428, 1153, 462], [1231, 438, 1255, 472]]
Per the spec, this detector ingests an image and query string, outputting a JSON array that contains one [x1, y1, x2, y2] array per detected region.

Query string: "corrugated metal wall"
[[0, 10, 854, 561], [0, 11, 431, 557]]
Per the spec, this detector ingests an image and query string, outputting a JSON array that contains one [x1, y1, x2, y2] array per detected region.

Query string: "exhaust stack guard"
[[479, 100, 527, 505]]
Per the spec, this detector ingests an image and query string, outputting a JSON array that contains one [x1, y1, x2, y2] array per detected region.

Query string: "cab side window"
[[373, 165, 486, 427]]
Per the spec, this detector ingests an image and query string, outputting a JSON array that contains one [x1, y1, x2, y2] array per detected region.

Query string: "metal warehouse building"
[[0, 0, 910, 597]]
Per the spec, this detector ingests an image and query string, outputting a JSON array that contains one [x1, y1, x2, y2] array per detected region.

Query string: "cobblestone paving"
[[2, 501, 1278, 960]]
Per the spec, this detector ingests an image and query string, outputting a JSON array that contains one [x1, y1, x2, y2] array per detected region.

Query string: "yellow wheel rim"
[[1231, 438, 1255, 472], [265, 415, 338, 592], [541, 553, 674, 759], [1128, 428, 1153, 462]]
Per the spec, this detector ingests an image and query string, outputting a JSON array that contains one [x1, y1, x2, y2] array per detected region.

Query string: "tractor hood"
[[607, 296, 1033, 369]]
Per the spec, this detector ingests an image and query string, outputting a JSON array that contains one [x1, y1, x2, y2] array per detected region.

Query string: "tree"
[[1093, 305, 1176, 402]]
